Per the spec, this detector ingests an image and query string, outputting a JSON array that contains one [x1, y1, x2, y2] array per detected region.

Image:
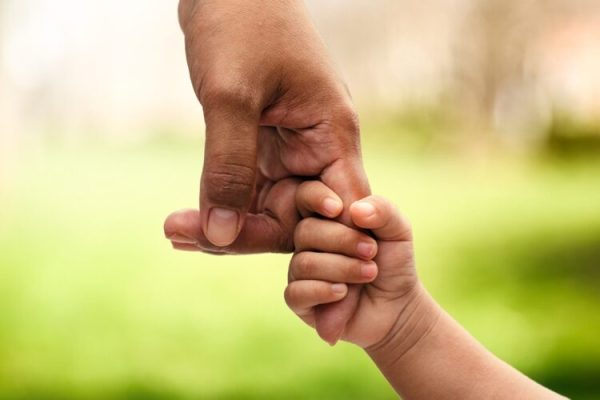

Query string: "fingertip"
[[350, 200, 377, 226], [360, 261, 378, 280], [356, 240, 377, 260], [351, 196, 412, 241], [296, 180, 343, 218], [205, 207, 241, 247], [331, 283, 348, 296], [322, 196, 344, 218], [164, 208, 201, 240]]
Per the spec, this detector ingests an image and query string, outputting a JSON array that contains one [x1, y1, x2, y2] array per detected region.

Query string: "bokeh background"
[[1, 0, 599, 399]]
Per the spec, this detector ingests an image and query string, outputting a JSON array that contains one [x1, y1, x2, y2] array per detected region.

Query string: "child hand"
[[285, 181, 431, 349], [285, 182, 565, 399]]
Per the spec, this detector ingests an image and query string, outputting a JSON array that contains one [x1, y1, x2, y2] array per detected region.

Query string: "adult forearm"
[[367, 288, 565, 400]]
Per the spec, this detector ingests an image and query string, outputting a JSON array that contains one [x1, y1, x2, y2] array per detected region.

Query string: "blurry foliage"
[[361, 105, 600, 164], [360, 106, 459, 157], [545, 112, 600, 157], [1, 136, 600, 399]]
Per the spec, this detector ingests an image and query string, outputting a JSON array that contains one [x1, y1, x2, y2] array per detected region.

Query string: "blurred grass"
[[1, 130, 600, 399]]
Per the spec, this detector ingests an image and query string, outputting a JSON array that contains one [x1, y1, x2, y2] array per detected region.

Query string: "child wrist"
[[365, 284, 441, 368]]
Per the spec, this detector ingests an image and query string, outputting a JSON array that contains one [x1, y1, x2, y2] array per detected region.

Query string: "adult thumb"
[[200, 100, 259, 247]]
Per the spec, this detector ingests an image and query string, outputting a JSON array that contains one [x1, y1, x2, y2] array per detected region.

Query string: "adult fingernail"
[[167, 233, 197, 244], [354, 201, 376, 218], [357, 241, 376, 259], [323, 197, 342, 216], [206, 208, 239, 247], [361, 262, 378, 279], [331, 283, 347, 294]]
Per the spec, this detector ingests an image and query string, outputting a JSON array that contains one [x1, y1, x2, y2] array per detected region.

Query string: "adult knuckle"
[[328, 104, 360, 152], [201, 77, 260, 116], [203, 160, 255, 208], [293, 218, 312, 248], [278, 231, 296, 254], [337, 105, 360, 134]]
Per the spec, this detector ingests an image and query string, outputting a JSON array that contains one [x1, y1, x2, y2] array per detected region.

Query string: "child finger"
[[289, 252, 378, 283], [284, 280, 348, 316], [296, 180, 344, 218], [350, 196, 413, 242], [294, 217, 378, 260]]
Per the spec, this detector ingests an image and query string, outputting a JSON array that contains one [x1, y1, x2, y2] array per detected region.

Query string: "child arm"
[[287, 182, 566, 399]]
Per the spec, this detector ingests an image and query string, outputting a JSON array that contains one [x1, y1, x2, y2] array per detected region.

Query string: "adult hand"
[[164, 0, 370, 343]]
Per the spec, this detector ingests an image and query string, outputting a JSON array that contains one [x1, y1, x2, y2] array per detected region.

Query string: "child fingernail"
[[361, 262, 377, 279], [331, 284, 347, 294], [357, 241, 375, 258], [354, 201, 376, 217], [323, 197, 342, 216]]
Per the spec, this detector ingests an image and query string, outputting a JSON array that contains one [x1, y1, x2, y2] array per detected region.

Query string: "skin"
[[287, 181, 566, 399], [162, 4, 567, 394], [165, 0, 370, 343]]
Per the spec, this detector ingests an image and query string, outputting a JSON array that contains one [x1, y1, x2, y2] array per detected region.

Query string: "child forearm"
[[366, 286, 566, 400]]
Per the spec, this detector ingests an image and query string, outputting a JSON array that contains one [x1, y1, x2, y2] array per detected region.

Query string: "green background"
[[1, 119, 599, 399]]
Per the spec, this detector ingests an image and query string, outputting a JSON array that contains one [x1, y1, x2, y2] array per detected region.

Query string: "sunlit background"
[[1, 1, 599, 399]]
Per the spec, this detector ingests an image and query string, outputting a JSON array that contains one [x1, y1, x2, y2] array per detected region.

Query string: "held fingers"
[[296, 180, 344, 219], [284, 280, 348, 317], [350, 196, 412, 242], [289, 252, 378, 284], [294, 218, 378, 260]]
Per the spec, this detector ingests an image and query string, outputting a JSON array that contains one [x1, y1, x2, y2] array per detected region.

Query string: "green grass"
[[1, 137, 599, 399]]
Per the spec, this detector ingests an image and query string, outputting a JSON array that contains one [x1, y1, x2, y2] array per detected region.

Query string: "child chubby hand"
[[285, 180, 428, 351], [284, 181, 564, 400]]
